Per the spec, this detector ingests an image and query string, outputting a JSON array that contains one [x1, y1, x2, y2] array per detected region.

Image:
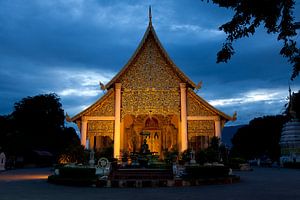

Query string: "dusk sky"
[[1, 0, 300, 126]]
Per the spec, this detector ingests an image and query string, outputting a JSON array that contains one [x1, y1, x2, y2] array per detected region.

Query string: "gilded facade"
[[88, 120, 114, 139], [70, 15, 235, 158], [187, 90, 215, 116], [87, 91, 115, 116]]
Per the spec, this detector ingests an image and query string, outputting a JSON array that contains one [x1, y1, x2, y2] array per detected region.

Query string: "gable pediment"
[[105, 23, 196, 90], [187, 89, 232, 121], [87, 91, 115, 116], [118, 34, 182, 90], [70, 89, 115, 122], [187, 91, 216, 116]]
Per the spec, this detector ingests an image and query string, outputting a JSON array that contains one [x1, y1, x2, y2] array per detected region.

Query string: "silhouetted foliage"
[[59, 127, 81, 151], [0, 93, 81, 165], [203, 0, 300, 80], [96, 146, 114, 161], [12, 93, 65, 153], [231, 115, 288, 161], [0, 115, 14, 153], [58, 144, 86, 164], [195, 136, 226, 164]]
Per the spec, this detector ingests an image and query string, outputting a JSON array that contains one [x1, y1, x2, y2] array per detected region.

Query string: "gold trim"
[[105, 23, 196, 89]]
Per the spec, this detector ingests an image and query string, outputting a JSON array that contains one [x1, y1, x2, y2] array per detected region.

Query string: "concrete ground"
[[0, 167, 300, 200]]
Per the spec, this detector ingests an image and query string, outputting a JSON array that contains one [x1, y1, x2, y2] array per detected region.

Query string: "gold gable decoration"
[[188, 120, 215, 139], [187, 92, 215, 116], [105, 19, 196, 90], [118, 35, 182, 89], [122, 88, 180, 118], [119, 34, 183, 118], [88, 120, 114, 140], [87, 91, 115, 116]]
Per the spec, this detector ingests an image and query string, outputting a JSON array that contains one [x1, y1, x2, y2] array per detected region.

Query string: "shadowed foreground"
[[0, 167, 300, 200]]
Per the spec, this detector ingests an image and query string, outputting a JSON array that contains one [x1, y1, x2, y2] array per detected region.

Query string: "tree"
[[0, 93, 82, 166], [195, 136, 222, 164], [0, 115, 14, 153], [231, 115, 288, 161], [204, 0, 300, 80], [12, 93, 65, 153]]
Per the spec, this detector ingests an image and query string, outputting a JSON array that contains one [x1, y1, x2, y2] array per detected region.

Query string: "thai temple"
[[280, 89, 300, 163], [69, 8, 236, 158]]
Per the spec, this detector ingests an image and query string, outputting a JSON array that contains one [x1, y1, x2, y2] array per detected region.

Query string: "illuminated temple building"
[[70, 10, 236, 158]]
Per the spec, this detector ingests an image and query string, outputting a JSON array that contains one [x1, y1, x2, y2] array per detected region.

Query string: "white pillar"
[[214, 119, 222, 139], [180, 83, 188, 151], [114, 83, 121, 159], [81, 118, 87, 148]]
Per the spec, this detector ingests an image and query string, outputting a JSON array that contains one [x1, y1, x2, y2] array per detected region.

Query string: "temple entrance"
[[141, 117, 161, 155], [189, 135, 210, 152], [140, 130, 161, 155], [93, 136, 113, 151], [123, 114, 179, 157]]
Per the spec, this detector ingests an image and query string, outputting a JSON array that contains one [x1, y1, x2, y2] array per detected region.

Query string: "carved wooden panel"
[[187, 120, 215, 139], [88, 120, 114, 140], [187, 92, 215, 116], [118, 35, 182, 90], [122, 89, 180, 117], [87, 92, 115, 116], [117, 34, 182, 117]]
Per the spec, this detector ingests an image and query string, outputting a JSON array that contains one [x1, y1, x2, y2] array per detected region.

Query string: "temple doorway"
[[123, 114, 179, 157], [93, 136, 113, 151], [189, 135, 209, 152], [141, 117, 161, 155]]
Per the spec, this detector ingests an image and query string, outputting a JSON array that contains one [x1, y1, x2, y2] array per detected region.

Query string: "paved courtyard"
[[0, 167, 300, 200]]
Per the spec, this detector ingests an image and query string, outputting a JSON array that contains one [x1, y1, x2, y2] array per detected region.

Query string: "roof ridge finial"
[[149, 5, 152, 24]]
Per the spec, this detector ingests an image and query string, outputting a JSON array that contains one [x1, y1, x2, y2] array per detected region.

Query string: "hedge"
[[183, 165, 230, 179]]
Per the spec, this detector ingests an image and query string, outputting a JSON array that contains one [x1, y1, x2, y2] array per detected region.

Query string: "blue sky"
[[0, 0, 300, 126]]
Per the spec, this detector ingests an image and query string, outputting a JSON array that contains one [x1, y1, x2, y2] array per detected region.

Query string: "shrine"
[[69, 8, 236, 158]]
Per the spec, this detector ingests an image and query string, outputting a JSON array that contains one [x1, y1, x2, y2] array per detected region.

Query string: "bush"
[[58, 144, 87, 164], [184, 165, 230, 179], [228, 157, 246, 169], [58, 167, 96, 178], [48, 167, 98, 186], [163, 148, 179, 164], [179, 149, 191, 163], [95, 146, 114, 161]]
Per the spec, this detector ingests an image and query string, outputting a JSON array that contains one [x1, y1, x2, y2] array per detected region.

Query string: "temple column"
[[89, 135, 94, 150], [81, 118, 87, 148], [114, 83, 121, 159], [214, 119, 222, 139], [180, 83, 188, 151]]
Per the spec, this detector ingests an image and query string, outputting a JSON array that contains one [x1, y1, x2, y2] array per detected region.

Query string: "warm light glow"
[[0, 173, 50, 181]]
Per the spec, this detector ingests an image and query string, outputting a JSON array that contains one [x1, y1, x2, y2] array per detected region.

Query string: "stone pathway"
[[0, 167, 300, 200]]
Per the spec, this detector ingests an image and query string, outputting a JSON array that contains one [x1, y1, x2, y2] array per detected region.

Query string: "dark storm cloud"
[[0, 0, 299, 125]]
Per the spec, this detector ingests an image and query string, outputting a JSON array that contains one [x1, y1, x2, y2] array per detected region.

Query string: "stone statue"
[[0, 149, 6, 171], [190, 149, 196, 164], [89, 150, 95, 166]]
